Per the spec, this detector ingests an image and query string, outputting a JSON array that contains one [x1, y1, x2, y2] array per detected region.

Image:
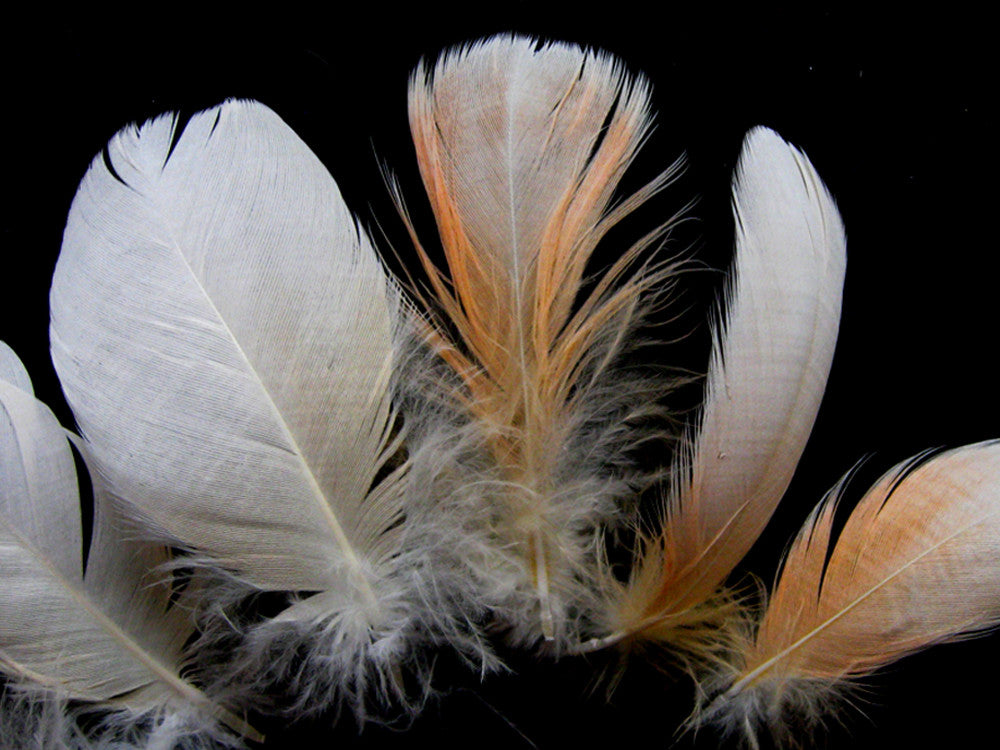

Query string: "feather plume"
[[401, 35, 681, 646], [0, 343, 257, 747], [592, 128, 846, 660], [697, 441, 1000, 746], [12, 31, 988, 748], [48, 100, 420, 718]]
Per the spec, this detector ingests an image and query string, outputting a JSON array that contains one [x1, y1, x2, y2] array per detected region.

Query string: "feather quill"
[[593, 128, 846, 659], [0, 343, 257, 747], [402, 35, 680, 646], [698, 441, 1000, 746], [49, 100, 417, 717]]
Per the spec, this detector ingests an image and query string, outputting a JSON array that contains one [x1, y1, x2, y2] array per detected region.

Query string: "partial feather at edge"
[[597, 127, 846, 656], [697, 441, 1000, 747], [0, 344, 258, 747]]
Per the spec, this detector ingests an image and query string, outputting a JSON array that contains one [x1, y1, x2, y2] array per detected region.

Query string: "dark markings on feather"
[[163, 111, 194, 168], [791, 147, 832, 243], [731, 203, 747, 237], [208, 109, 222, 140], [876, 447, 945, 516], [66, 440, 95, 576], [583, 79, 620, 173], [101, 144, 128, 188], [165, 555, 194, 610], [812, 450, 947, 600], [813, 458, 871, 601], [793, 151, 813, 196], [368, 411, 408, 501]]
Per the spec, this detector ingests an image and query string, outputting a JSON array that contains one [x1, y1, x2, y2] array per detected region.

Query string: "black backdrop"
[[2, 6, 996, 749]]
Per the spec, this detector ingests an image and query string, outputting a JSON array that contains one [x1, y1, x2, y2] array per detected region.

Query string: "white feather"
[[49, 100, 417, 717]]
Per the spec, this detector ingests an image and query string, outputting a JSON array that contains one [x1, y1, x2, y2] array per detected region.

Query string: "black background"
[[2, 6, 996, 749]]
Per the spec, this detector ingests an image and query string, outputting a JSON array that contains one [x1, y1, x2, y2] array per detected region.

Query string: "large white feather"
[[0, 344, 255, 745], [49, 99, 420, 719], [672, 126, 847, 593], [50, 100, 404, 599]]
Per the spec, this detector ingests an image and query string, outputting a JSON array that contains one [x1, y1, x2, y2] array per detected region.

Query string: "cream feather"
[[698, 441, 1000, 746], [48, 100, 419, 718], [592, 127, 846, 658], [0, 343, 258, 747], [402, 35, 680, 646]]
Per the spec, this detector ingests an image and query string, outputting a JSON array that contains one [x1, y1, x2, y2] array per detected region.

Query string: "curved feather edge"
[[693, 441, 1000, 748], [591, 127, 846, 661], [0, 344, 258, 748]]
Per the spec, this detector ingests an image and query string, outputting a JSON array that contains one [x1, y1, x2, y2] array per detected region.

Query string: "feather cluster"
[[2, 35, 997, 748]]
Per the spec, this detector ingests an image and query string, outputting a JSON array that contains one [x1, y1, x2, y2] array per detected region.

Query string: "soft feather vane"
[[48, 100, 424, 721], [695, 442, 1000, 745], [0, 33, 996, 749], [403, 36, 682, 647], [51, 102, 404, 594], [588, 127, 846, 664]]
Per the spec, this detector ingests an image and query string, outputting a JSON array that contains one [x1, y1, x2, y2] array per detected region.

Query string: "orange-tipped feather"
[[403, 36, 680, 644], [698, 441, 1000, 746]]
